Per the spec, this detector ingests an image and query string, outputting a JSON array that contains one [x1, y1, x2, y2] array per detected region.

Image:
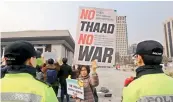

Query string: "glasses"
[[81, 69, 87, 72]]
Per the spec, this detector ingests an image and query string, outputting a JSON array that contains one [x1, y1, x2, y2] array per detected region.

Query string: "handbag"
[[89, 82, 99, 102]]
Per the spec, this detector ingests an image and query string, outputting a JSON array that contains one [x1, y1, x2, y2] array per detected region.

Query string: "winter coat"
[[76, 73, 99, 102], [59, 64, 72, 85], [42, 64, 59, 83]]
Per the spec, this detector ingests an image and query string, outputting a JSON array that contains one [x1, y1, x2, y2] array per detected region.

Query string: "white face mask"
[[132, 56, 137, 65], [134, 59, 138, 66]]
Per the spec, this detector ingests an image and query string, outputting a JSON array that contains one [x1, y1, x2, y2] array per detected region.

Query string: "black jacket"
[[135, 65, 163, 79], [58, 64, 72, 85], [1, 65, 36, 78], [1, 65, 50, 86]]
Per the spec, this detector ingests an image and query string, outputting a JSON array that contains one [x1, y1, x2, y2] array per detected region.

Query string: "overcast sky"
[[1, 1, 173, 45]]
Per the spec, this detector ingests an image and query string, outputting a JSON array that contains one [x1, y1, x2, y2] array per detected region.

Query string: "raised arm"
[[90, 60, 99, 87]]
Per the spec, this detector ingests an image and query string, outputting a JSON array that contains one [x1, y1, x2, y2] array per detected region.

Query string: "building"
[[1, 30, 75, 65], [163, 18, 173, 59], [128, 43, 137, 56], [116, 16, 128, 57]]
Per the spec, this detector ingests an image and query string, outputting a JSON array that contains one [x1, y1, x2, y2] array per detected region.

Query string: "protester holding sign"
[[73, 60, 99, 102]]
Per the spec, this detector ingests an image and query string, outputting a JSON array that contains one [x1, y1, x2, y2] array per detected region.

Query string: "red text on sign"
[[78, 34, 93, 45], [80, 9, 95, 20]]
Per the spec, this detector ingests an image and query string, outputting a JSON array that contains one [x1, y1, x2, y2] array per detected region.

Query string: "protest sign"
[[66, 79, 84, 99], [74, 7, 117, 66], [43, 52, 57, 61]]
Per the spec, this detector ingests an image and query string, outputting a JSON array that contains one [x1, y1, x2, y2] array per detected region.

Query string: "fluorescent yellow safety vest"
[[122, 74, 173, 102], [1, 73, 59, 102]]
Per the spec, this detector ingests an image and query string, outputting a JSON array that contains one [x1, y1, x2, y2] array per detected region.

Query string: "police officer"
[[122, 40, 173, 102], [1, 41, 58, 102]]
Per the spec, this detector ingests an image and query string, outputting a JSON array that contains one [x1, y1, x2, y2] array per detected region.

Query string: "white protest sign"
[[43, 52, 57, 61], [74, 7, 117, 66], [66, 79, 84, 99]]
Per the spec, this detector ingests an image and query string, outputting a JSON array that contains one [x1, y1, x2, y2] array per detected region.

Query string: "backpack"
[[46, 69, 58, 84]]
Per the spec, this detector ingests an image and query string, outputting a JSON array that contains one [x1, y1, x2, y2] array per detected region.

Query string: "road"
[[58, 68, 134, 102], [96, 68, 134, 102]]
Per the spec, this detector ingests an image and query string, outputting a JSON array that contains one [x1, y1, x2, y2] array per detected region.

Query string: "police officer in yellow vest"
[[1, 41, 58, 102], [122, 40, 173, 102]]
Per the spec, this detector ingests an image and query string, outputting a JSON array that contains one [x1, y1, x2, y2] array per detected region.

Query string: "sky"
[[0, 1, 173, 45]]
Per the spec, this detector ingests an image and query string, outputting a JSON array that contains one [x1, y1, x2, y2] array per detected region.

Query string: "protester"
[[122, 40, 173, 102], [73, 60, 99, 102], [36, 50, 43, 72], [0, 41, 58, 102], [45, 58, 59, 96], [116, 64, 120, 70], [54, 61, 61, 72], [59, 58, 72, 102], [41, 63, 47, 81], [54, 61, 61, 95], [35, 51, 44, 80]]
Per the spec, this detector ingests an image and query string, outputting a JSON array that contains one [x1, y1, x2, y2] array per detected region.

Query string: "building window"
[[65, 49, 67, 58], [65, 48, 68, 58], [34, 45, 45, 54], [37, 48, 44, 53], [45, 44, 51, 52], [66, 49, 67, 58]]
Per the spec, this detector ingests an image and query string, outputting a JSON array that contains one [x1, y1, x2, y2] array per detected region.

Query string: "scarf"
[[78, 75, 90, 80]]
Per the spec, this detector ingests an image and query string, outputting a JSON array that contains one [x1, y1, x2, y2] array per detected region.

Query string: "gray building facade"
[[1, 30, 75, 65], [163, 18, 173, 59]]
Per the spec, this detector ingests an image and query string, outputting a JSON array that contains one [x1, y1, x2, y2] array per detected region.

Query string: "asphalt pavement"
[[96, 68, 134, 102]]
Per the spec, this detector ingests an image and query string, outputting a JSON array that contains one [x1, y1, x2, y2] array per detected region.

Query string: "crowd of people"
[[0, 40, 99, 102], [35, 57, 99, 102], [1, 40, 173, 102]]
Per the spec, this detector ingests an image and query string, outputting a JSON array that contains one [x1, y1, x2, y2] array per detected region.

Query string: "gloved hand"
[[124, 76, 134, 87]]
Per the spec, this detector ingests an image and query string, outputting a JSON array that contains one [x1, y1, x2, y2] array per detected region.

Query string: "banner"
[[74, 7, 117, 66], [43, 52, 57, 61], [66, 79, 84, 99]]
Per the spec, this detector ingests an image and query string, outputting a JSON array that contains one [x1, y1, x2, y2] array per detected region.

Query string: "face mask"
[[134, 59, 138, 66]]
